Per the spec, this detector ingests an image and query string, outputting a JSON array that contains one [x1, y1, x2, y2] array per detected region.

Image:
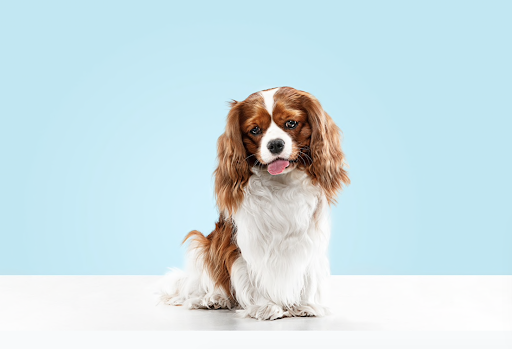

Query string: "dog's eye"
[[285, 120, 298, 129], [250, 126, 261, 135]]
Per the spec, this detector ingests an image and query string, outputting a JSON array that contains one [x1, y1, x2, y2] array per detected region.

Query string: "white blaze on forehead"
[[259, 89, 293, 165], [260, 88, 279, 117]]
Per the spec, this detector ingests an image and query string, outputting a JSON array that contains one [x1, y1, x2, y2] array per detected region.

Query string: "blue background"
[[1, 1, 510, 275]]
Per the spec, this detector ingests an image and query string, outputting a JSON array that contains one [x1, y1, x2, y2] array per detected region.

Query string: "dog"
[[159, 86, 349, 320]]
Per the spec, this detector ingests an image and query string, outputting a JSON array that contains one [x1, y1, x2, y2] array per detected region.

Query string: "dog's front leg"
[[230, 257, 288, 321]]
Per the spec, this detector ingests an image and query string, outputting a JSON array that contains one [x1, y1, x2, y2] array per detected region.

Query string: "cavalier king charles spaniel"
[[159, 86, 349, 321]]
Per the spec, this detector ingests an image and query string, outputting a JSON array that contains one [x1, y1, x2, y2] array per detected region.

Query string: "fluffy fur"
[[158, 86, 349, 320]]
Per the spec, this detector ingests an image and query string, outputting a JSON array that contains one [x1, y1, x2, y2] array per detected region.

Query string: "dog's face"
[[215, 86, 349, 215], [239, 87, 312, 175]]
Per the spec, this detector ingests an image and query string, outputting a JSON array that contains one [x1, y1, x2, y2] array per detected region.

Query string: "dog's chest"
[[233, 172, 321, 264]]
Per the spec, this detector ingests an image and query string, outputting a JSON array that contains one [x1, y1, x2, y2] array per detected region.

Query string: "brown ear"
[[214, 102, 251, 215], [301, 93, 350, 204]]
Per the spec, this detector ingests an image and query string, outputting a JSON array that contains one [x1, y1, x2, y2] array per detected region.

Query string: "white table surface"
[[0, 275, 510, 331]]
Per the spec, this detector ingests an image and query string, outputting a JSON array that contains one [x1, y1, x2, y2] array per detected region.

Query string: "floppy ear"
[[302, 93, 350, 204], [214, 101, 251, 216]]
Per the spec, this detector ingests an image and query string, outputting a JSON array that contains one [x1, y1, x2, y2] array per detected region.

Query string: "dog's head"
[[215, 87, 350, 215]]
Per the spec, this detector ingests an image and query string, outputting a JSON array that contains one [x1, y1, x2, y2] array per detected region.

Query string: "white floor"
[[0, 275, 510, 331]]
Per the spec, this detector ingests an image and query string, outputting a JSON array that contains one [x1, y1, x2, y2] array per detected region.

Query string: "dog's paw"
[[183, 294, 234, 310], [287, 305, 317, 317], [287, 304, 329, 317], [183, 296, 208, 309], [161, 294, 185, 306], [204, 293, 234, 310], [238, 303, 286, 321]]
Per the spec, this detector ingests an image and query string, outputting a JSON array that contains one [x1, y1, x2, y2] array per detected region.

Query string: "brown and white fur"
[[158, 87, 349, 320]]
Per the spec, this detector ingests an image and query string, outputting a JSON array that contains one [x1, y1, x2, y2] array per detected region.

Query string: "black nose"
[[267, 139, 285, 154]]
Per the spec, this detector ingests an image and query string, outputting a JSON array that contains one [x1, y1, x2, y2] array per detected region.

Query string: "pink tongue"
[[268, 159, 290, 175]]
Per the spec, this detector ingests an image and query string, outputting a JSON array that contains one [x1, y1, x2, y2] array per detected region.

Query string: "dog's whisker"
[[297, 153, 307, 167], [244, 154, 256, 161], [300, 151, 313, 164]]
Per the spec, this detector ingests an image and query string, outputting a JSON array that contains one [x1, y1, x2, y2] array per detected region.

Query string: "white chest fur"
[[233, 169, 330, 307]]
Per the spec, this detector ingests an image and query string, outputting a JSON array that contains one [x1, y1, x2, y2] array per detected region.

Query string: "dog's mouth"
[[266, 158, 297, 175]]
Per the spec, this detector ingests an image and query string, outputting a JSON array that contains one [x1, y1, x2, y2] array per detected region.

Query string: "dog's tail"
[[156, 220, 238, 309], [155, 230, 209, 306], [182, 230, 206, 244]]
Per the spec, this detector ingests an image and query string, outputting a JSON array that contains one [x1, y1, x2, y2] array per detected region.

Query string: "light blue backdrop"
[[1, 1, 510, 275]]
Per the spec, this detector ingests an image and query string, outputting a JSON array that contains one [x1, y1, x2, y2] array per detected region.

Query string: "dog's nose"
[[267, 139, 285, 154]]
